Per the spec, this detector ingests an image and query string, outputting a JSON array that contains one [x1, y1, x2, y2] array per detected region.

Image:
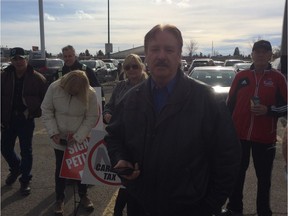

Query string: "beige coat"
[[41, 79, 99, 151]]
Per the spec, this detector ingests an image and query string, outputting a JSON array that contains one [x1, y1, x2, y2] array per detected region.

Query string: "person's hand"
[[251, 104, 267, 116], [51, 134, 60, 144], [68, 138, 77, 146], [104, 113, 112, 124], [113, 160, 140, 180]]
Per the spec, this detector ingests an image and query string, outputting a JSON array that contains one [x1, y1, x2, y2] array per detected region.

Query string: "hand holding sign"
[[59, 137, 90, 180]]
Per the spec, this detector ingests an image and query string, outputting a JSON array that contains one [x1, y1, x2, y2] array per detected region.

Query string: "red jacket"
[[227, 64, 287, 144]]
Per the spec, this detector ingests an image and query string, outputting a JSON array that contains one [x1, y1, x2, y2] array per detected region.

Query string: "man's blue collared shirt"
[[151, 75, 177, 113]]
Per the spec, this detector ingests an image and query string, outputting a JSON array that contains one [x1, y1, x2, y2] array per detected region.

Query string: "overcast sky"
[[1, 0, 286, 56]]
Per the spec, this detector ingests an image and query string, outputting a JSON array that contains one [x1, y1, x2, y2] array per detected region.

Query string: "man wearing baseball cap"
[[1, 47, 47, 195], [10, 47, 27, 59], [252, 39, 272, 51], [222, 40, 287, 216]]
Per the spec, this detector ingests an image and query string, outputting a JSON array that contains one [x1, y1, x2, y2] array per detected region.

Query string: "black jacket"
[[105, 71, 241, 215], [103, 80, 138, 124]]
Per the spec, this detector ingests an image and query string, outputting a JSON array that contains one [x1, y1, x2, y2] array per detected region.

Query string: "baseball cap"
[[10, 47, 26, 59], [252, 40, 272, 51]]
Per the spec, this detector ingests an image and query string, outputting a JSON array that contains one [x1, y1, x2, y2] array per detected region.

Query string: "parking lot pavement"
[[1, 82, 287, 216], [1, 118, 122, 216], [1, 118, 287, 216]]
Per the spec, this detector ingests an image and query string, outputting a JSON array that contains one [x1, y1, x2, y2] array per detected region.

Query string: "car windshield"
[[81, 61, 96, 68], [190, 69, 235, 87], [235, 63, 251, 70], [29, 59, 46, 68], [105, 63, 112, 69], [47, 59, 63, 67], [193, 61, 211, 67], [225, 60, 244, 66]]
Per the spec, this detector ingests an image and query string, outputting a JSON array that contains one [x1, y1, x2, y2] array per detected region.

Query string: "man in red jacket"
[[222, 40, 287, 216]]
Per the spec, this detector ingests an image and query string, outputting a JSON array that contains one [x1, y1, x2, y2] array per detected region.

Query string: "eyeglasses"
[[124, 64, 139, 71]]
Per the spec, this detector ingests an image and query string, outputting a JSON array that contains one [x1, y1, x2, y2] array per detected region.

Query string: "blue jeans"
[[1, 114, 35, 183], [227, 140, 275, 216]]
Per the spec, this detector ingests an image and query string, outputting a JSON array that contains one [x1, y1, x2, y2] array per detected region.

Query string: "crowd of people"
[[1, 24, 287, 216]]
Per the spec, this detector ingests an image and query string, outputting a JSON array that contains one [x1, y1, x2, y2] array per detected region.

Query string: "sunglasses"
[[124, 64, 139, 71]]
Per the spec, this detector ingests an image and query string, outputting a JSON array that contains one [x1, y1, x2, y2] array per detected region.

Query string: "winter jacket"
[[105, 71, 241, 215], [1, 64, 47, 128], [227, 64, 287, 144], [41, 79, 99, 151]]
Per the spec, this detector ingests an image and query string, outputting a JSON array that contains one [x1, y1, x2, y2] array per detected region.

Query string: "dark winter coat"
[[1, 64, 47, 127], [105, 70, 241, 215]]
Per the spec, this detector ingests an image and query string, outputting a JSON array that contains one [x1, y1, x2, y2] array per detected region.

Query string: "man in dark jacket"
[[105, 24, 241, 216], [57, 45, 105, 108], [1, 47, 47, 195]]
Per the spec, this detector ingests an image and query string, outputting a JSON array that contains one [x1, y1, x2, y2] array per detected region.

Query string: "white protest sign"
[[81, 129, 122, 186]]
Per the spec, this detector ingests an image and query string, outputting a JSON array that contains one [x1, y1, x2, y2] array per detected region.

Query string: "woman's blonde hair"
[[60, 70, 94, 107], [122, 54, 148, 81]]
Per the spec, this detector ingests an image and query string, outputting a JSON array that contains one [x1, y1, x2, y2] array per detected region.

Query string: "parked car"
[[105, 62, 118, 81], [1, 62, 11, 72], [79, 59, 108, 83], [223, 59, 244, 67], [188, 66, 236, 102], [213, 60, 224, 66], [271, 57, 281, 71], [188, 58, 215, 74], [102, 58, 119, 67], [28, 58, 64, 84], [233, 62, 252, 72]]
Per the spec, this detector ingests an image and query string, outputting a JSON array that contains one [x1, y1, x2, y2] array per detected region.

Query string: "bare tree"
[[185, 40, 198, 58], [273, 46, 281, 59]]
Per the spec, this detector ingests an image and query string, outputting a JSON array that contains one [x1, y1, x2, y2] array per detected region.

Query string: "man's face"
[[11, 56, 28, 71], [252, 48, 272, 68], [63, 49, 76, 67], [145, 31, 181, 86]]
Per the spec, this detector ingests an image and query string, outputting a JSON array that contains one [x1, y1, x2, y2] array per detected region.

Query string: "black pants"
[[227, 140, 275, 216], [124, 191, 213, 216], [113, 188, 148, 216], [54, 149, 87, 201], [1, 115, 34, 183], [113, 188, 128, 216]]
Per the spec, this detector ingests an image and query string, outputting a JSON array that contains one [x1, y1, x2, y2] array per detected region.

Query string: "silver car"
[[188, 66, 236, 102]]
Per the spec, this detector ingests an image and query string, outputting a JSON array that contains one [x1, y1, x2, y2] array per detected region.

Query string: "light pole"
[[38, 0, 46, 58], [107, 0, 110, 58]]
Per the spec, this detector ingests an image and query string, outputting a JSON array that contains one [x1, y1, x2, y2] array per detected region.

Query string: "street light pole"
[[107, 0, 110, 58], [38, 0, 46, 58]]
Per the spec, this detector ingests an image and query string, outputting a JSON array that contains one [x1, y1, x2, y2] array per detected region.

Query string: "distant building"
[[110, 46, 145, 59], [0, 47, 11, 62], [0, 47, 10, 58]]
